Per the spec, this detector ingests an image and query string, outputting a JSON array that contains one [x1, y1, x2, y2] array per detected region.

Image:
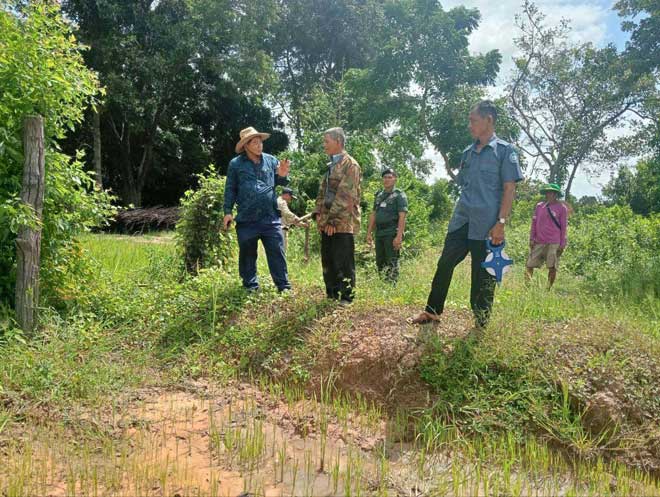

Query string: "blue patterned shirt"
[[223, 153, 289, 224]]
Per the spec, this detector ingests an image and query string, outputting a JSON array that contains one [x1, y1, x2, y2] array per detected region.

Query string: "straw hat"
[[235, 126, 270, 153]]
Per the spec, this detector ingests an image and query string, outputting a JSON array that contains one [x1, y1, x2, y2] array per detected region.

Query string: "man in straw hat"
[[525, 183, 568, 288], [223, 126, 292, 292], [411, 100, 523, 329], [313, 127, 362, 305]]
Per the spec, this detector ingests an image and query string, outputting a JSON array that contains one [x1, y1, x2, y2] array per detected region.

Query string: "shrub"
[[175, 168, 234, 273], [0, 3, 113, 309]]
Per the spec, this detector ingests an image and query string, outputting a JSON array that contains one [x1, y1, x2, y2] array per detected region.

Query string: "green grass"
[[1, 228, 660, 494]]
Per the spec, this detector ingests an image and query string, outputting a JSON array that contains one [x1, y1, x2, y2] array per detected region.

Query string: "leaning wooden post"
[[304, 225, 310, 263], [15, 116, 45, 332]]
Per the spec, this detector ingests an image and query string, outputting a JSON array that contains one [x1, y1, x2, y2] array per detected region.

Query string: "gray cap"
[[282, 187, 297, 198], [381, 168, 397, 177]]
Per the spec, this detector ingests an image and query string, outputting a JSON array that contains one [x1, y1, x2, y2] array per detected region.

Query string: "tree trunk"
[[92, 109, 103, 189], [565, 163, 579, 199], [118, 134, 141, 207], [15, 116, 45, 333]]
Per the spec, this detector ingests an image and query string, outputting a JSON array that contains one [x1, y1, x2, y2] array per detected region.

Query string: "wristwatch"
[[498, 217, 506, 225]]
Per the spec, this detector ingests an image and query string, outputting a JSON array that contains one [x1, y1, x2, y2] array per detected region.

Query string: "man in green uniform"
[[366, 168, 408, 283]]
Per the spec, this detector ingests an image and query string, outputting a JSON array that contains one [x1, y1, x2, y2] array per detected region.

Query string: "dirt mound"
[[523, 318, 660, 471], [306, 306, 473, 409]]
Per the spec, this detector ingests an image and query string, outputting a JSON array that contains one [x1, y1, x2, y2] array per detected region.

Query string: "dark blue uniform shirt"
[[448, 135, 523, 240]]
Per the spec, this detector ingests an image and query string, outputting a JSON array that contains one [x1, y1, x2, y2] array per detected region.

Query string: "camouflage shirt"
[[277, 196, 300, 228], [314, 153, 362, 234]]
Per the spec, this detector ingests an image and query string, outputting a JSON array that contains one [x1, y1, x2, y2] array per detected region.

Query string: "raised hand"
[[277, 159, 290, 177]]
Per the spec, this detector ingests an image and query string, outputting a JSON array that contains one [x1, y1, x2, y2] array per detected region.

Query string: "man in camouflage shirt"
[[313, 127, 362, 304], [366, 168, 408, 283]]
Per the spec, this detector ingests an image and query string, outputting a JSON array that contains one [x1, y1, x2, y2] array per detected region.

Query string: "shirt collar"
[[471, 134, 499, 157], [331, 153, 344, 165]]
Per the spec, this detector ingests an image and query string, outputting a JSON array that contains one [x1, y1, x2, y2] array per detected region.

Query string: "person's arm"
[[279, 197, 299, 226], [489, 181, 516, 245], [559, 204, 568, 249], [223, 161, 238, 229], [275, 157, 290, 186], [530, 204, 539, 248], [393, 192, 408, 250], [393, 212, 407, 250], [313, 174, 326, 225], [489, 145, 523, 245]]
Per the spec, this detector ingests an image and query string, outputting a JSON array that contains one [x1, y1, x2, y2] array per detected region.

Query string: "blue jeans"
[[236, 220, 291, 291]]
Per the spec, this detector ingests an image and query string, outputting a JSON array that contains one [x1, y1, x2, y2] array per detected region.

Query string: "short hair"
[[472, 100, 498, 124], [323, 127, 346, 146]]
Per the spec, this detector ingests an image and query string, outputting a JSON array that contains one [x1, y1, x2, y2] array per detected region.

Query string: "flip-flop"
[[408, 312, 440, 325]]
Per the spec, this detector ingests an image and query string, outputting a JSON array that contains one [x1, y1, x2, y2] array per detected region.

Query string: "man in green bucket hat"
[[525, 183, 568, 288]]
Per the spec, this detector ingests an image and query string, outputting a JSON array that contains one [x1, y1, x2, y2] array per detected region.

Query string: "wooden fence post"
[[15, 116, 45, 332], [304, 225, 310, 263]]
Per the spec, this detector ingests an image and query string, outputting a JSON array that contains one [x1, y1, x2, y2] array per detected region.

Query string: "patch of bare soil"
[[305, 306, 473, 410], [0, 381, 408, 496]]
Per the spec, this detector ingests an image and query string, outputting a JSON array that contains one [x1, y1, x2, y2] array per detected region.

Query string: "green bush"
[[176, 168, 234, 273], [562, 206, 660, 298], [0, 3, 113, 309]]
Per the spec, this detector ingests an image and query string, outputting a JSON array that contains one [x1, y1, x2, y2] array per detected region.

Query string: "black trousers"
[[425, 223, 496, 327], [321, 233, 355, 302], [375, 234, 400, 283]]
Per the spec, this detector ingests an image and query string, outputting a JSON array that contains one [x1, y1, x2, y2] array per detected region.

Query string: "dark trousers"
[[425, 223, 496, 327], [236, 221, 291, 291], [321, 233, 355, 302], [375, 234, 400, 283]]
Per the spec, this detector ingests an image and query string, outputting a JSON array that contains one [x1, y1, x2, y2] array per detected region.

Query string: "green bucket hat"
[[540, 183, 562, 197]]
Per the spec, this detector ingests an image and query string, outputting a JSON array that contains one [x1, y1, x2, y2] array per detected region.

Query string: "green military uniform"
[[373, 188, 408, 282]]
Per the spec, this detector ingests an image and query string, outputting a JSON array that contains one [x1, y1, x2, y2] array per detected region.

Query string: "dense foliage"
[[175, 169, 234, 273], [0, 2, 113, 308]]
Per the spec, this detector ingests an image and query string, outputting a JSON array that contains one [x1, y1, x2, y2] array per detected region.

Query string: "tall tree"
[[63, 0, 285, 206], [354, 0, 504, 179], [616, 0, 660, 75], [267, 0, 384, 144], [507, 1, 655, 197]]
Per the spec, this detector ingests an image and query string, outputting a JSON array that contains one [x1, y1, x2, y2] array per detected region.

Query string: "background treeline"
[[55, 0, 659, 209], [1, 0, 659, 311]]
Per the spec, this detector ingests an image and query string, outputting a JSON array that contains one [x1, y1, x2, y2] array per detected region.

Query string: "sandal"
[[409, 311, 440, 325]]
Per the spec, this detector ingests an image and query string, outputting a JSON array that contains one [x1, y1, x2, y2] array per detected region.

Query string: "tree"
[[62, 0, 286, 206], [616, 0, 660, 76], [267, 0, 385, 144], [0, 1, 112, 306], [354, 0, 506, 179], [604, 160, 660, 215], [507, 1, 655, 197]]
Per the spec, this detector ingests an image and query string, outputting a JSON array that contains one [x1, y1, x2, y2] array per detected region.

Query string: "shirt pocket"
[[479, 162, 501, 189]]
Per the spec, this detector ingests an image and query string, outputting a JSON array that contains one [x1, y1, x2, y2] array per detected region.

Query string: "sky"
[[425, 0, 631, 198]]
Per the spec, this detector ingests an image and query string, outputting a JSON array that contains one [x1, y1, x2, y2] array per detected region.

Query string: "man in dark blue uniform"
[[366, 168, 408, 283], [412, 101, 523, 328], [223, 127, 292, 292]]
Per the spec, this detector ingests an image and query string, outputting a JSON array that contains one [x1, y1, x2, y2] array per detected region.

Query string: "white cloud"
[[442, 0, 610, 86]]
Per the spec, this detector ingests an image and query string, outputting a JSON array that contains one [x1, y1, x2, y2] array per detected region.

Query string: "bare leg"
[[525, 267, 534, 283], [548, 267, 557, 288]]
